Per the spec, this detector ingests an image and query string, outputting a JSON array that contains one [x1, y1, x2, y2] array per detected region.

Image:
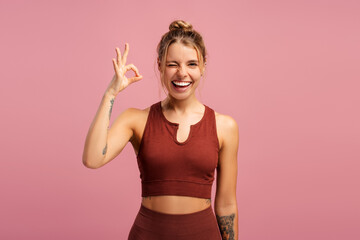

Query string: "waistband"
[[138, 204, 214, 224]]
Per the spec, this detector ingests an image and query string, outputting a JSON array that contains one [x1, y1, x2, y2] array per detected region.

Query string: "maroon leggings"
[[128, 204, 221, 239]]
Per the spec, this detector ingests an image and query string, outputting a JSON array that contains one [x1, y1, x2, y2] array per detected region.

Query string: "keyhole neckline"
[[158, 101, 208, 145]]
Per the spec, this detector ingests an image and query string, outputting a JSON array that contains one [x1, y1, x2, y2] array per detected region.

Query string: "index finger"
[[115, 47, 122, 66]]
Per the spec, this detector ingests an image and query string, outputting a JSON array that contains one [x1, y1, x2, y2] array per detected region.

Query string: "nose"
[[177, 65, 187, 78]]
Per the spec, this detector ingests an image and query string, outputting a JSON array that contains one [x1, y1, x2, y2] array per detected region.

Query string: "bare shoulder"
[[108, 105, 151, 154], [121, 106, 150, 119], [116, 106, 150, 129], [214, 111, 238, 131], [122, 105, 150, 115], [214, 111, 239, 149]]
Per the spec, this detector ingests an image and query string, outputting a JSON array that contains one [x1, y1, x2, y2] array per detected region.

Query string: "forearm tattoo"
[[109, 98, 114, 120], [205, 198, 211, 204], [102, 98, 114, 155], [142, 196, 152, 201], [216, 213, 235, 240]]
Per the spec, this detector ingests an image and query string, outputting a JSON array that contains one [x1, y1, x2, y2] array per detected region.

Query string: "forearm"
[[82, 91, 116, 168], [215, 204, 238, 240]]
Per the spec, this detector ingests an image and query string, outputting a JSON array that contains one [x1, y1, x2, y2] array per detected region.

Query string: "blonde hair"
[[156, 20, 207, 94]]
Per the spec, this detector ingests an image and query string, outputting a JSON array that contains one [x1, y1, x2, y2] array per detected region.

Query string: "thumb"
[[128, 75, 143, 84]]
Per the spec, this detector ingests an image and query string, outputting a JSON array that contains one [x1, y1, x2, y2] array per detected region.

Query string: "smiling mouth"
[[171, 81, 192, 87]]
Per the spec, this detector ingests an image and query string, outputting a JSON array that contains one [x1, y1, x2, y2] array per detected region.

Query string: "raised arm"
[[82, 43, 143, 169], [214, 114, 239, 239]]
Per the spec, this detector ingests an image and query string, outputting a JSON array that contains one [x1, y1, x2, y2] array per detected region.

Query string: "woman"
[[82, 20, 239, 239]]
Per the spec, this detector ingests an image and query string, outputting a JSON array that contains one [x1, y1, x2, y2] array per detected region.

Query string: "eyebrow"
[[166, 60, 199, 63]]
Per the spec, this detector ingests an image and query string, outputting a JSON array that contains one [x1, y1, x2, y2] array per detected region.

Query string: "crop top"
[[136, 101, 219, 199]]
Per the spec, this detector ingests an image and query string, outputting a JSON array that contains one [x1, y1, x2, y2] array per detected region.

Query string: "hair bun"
[[169, 20, 193, 32]]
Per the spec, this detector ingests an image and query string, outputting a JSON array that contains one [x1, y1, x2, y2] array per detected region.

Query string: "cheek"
[[161, 71, 173, 88], [163, 69, 175, 79], [189, 70, 202, 79]]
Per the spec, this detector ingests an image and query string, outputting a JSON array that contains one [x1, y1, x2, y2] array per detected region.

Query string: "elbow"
[[82, 160, 99, 169], [214, 202, 238, 216], [82, 155, 103, 169], [214, 195, 237, 211], [215, 201, 237, 210]]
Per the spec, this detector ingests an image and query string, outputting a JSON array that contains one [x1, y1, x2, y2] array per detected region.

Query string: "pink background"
[[1, 0, 359, 239]]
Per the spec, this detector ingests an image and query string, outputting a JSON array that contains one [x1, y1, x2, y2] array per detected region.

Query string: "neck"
[[163, 95, 202, 114]]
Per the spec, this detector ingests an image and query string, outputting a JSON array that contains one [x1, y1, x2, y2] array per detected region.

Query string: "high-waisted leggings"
[[128, 204, 222, 239]]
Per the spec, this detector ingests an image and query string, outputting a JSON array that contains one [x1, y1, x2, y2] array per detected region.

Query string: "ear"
[[201, 63, 206, 76], [157, 58, 161, 71]]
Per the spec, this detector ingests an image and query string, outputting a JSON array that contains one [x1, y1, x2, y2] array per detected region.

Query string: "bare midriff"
[[141, 195, 211, 214]]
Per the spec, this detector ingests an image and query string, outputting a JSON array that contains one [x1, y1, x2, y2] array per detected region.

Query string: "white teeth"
[[172, 81, 191, 87]]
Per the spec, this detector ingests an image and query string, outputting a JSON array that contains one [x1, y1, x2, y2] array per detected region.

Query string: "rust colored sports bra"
[[136, 101, 219, 199]]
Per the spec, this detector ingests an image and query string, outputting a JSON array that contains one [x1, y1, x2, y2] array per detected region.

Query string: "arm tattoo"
[[216, 213, 235, 240], [102, 143, 107, 155], [205, 198, 211, 204], [109, 98, 114, 120], [142, 196, 152, 201], [103, 98, 114, 155]]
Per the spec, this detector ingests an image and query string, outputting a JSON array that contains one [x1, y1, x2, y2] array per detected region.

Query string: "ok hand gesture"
[[106, 43, 143, 96]]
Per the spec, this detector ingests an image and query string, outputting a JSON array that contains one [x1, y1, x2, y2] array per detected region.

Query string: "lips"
[[171, 80, 192, 87], [170, 80, 193, 93]]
